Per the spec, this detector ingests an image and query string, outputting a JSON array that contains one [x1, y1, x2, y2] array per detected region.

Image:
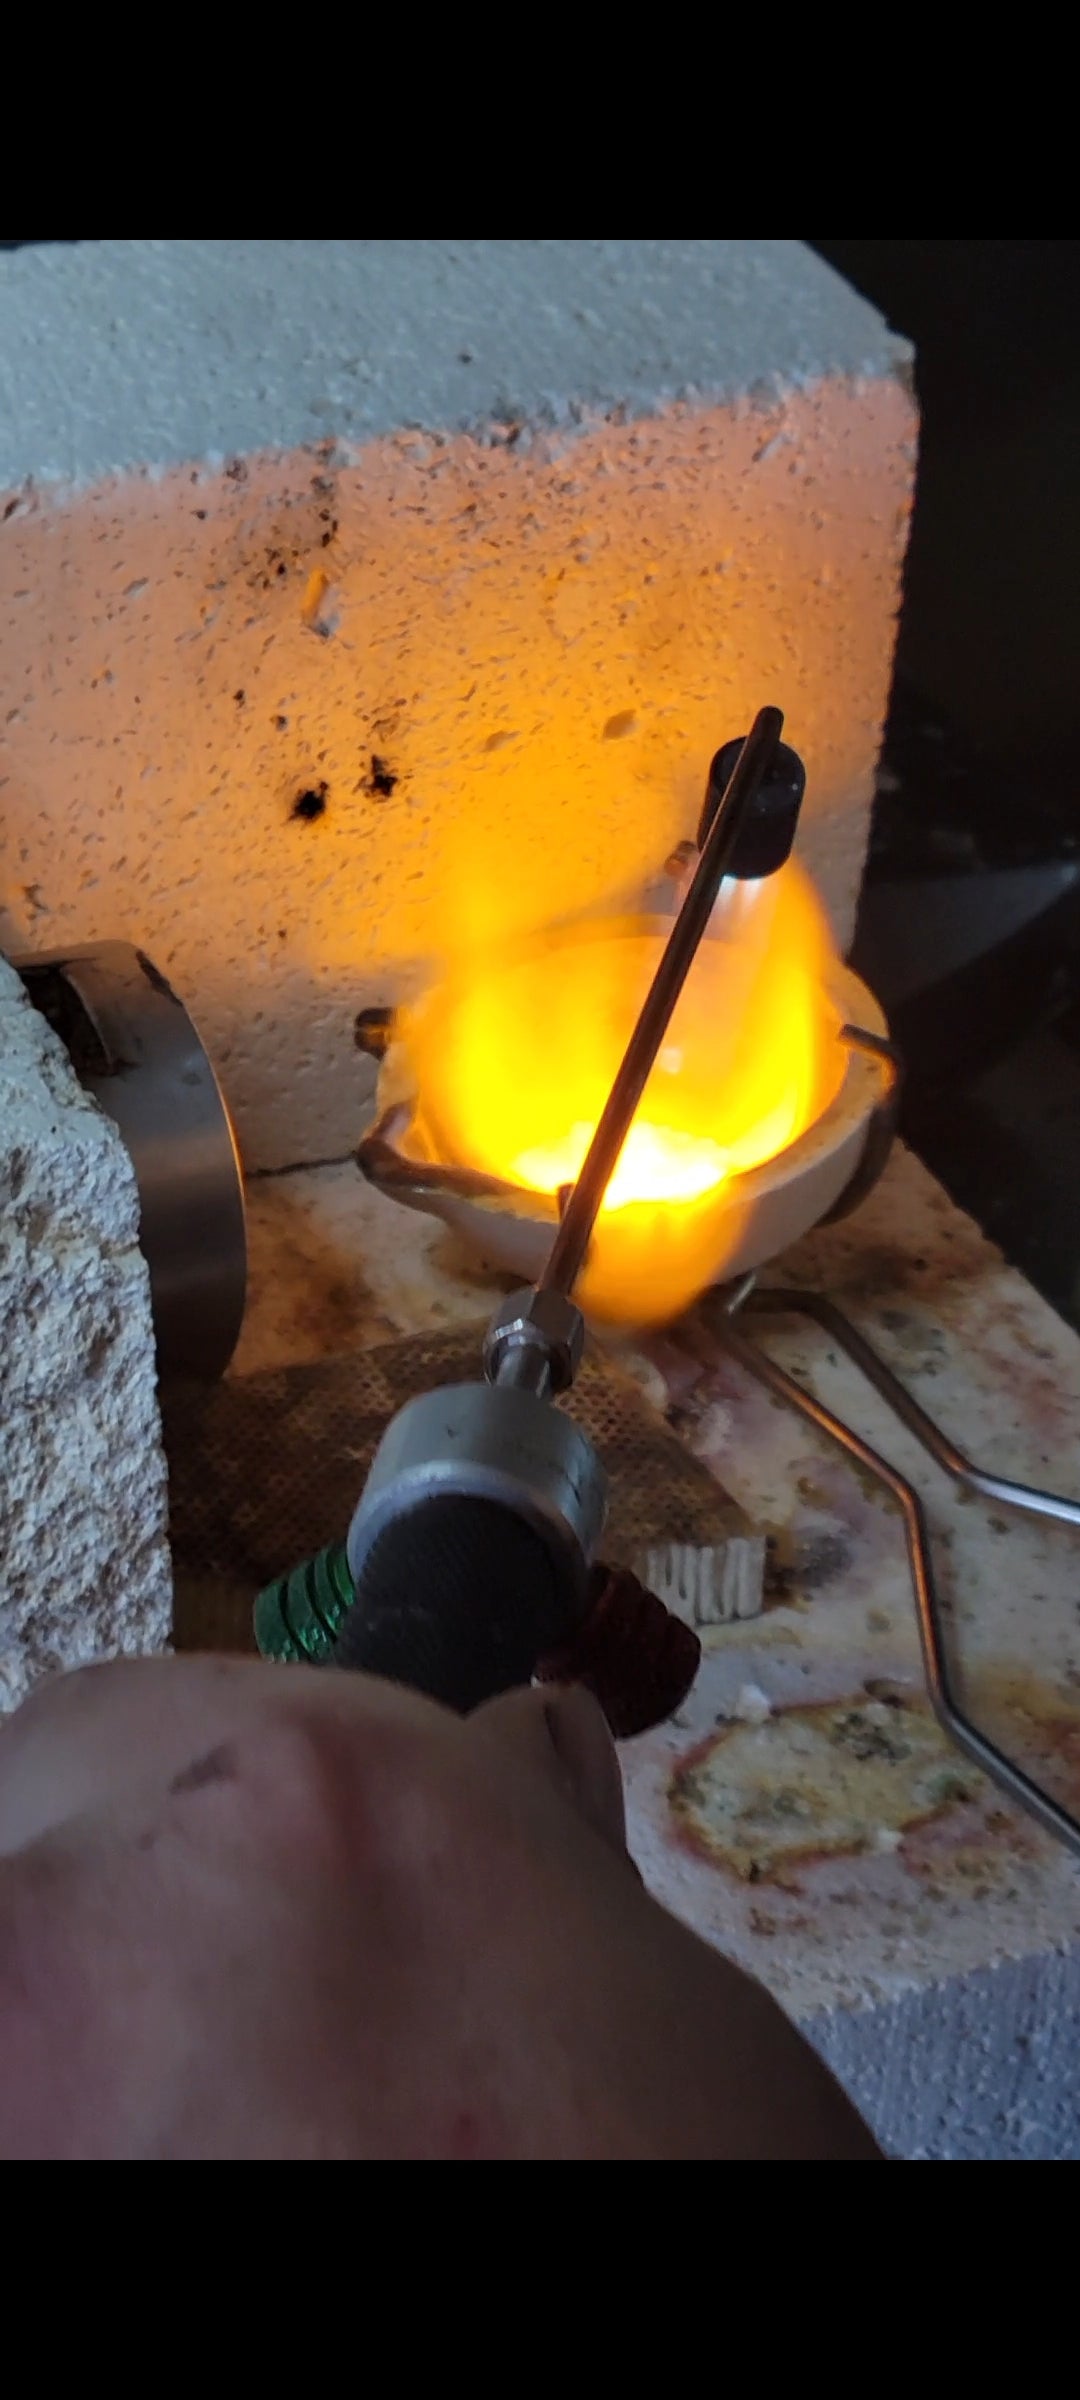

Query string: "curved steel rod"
[[715, 1292, 1080, 1860], [747, 1288, 1080, 1526]]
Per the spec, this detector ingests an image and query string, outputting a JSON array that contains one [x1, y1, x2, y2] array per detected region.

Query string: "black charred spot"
[[291, 783, 328, 823], [368, 754, 398, 798]]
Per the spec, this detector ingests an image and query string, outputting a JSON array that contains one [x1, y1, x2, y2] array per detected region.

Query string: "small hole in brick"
[[234, 689, 246, 707], [368, 755, 398, 798], [274, 714, 289, 732], [86, 1327, 114, 1377], [291, 783, 328, 823], [602, 709, 638, 741]]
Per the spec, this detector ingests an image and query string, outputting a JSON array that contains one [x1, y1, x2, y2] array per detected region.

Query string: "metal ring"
[[14, 941, 246, 1380]]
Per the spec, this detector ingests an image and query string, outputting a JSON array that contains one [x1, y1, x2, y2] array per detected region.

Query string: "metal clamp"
[[14, 941, 246, 1380]]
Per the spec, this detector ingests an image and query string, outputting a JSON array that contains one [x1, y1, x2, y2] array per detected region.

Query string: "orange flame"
[[403, 859, 844, 1323]]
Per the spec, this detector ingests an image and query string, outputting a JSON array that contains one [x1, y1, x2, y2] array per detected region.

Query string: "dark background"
[[812, 241, 1080, 780], [6, 241, 1080, 1324], [811, 242, 1080, 1333]]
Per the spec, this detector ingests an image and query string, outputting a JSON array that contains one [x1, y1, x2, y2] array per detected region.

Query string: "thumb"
[[471, 1680, 629, 1861]]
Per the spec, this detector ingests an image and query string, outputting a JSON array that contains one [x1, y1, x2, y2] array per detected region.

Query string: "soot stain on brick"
[[291, 783, 328, 823], [367, 755, 398, 798]]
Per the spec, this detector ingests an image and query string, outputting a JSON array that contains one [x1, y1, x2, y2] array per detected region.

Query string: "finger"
[[0, 1655, 268, 1854], [0, 1651, 444, 1857], [472, 1681, 628, 1859]]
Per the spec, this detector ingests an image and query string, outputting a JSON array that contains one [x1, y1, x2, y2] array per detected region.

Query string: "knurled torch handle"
[[333, 1494, 578, 1715]]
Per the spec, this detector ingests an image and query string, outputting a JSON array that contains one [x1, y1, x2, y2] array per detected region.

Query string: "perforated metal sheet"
[[161, 1332, 750, 1655]]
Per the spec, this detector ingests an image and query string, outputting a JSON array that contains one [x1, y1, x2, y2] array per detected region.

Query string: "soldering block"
[[0, 953, 171, 1706], [0, 240, 915, 1171]]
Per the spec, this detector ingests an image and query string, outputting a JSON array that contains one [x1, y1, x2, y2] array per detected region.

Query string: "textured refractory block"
[[0, 955, 171, 1705], [0, 240, 915, 1170]]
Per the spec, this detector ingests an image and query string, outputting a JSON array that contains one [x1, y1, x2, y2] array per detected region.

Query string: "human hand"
[[0, 1653, 878, 2158]]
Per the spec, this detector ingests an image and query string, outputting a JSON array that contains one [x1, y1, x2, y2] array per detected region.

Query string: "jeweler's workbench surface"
[[235, 1144, 1080, 2155]]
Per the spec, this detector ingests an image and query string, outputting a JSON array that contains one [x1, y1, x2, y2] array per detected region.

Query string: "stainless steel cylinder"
[[346, 1381, 608, 1600], [14, 940, 246, 1380]]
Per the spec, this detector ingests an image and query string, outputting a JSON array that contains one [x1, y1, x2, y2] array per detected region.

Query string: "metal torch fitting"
[[483, 1286, 586, 1398]]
